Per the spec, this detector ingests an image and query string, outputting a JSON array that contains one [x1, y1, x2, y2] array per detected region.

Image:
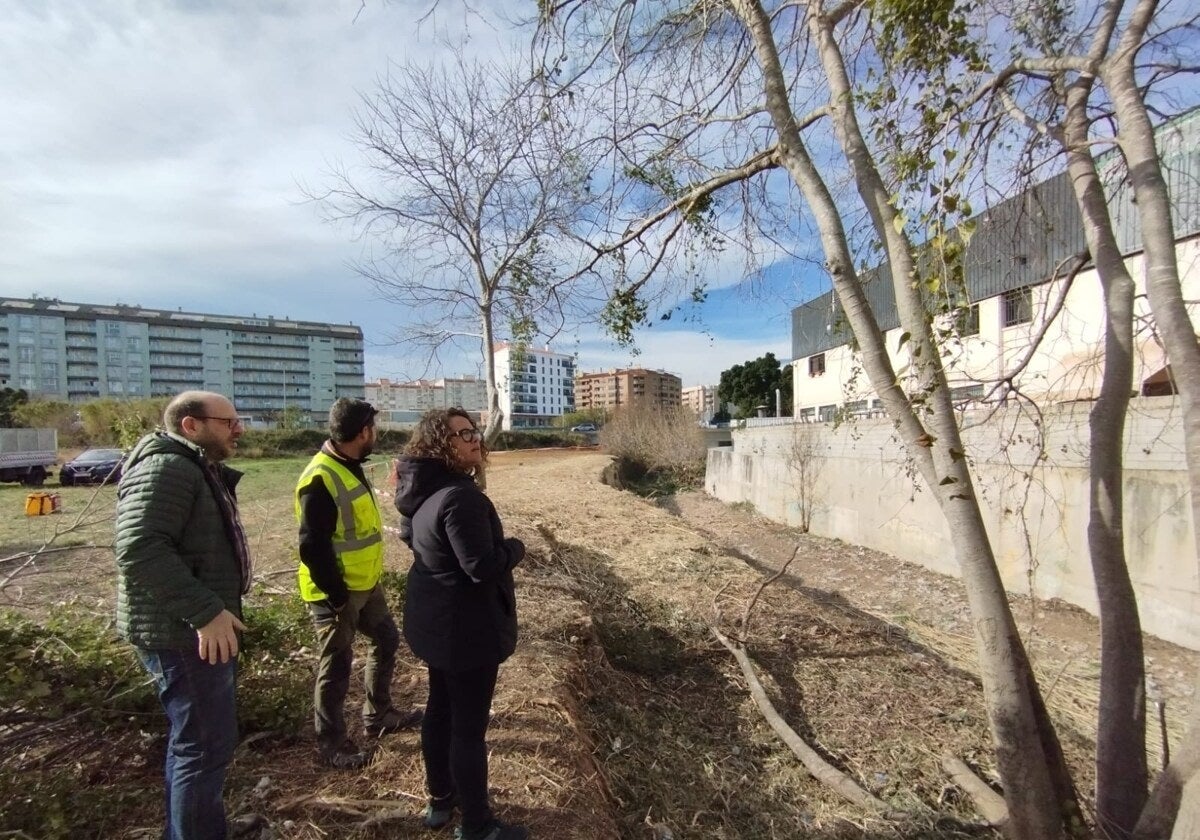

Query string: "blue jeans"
[[138, 648, 239, 840]]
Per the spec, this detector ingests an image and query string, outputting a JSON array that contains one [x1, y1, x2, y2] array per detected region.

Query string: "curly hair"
[[404, 407, 488, 472]]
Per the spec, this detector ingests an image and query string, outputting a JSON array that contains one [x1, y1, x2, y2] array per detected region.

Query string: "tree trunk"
[[731, 1, 1073, 835], [1057, 47, 1148, 838], [480, 302, 504, 446], [1103, 2, 1200, 834]]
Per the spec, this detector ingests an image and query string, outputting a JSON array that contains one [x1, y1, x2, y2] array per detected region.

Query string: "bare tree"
[[317, 51, 596, 440], [536, 0, 1197, 836]]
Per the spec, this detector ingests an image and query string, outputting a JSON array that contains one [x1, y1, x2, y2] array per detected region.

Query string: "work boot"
[[365, 706, 423, 737], [454, 818, 529, 840], [228, 813, 268, 838], [319, 739, 371, 770]]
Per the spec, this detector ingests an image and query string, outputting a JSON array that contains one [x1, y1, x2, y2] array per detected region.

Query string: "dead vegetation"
[[4, 449, 1166, 837]]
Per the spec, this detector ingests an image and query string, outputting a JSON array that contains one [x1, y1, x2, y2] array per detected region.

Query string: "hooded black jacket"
[[394, 456, 525, 671]]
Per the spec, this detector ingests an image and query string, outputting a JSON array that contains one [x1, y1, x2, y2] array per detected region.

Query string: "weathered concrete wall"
[[706, 399, 1200, 649]]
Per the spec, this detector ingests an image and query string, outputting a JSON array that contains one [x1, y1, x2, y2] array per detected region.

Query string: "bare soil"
[[3, 447, 1196, 839]]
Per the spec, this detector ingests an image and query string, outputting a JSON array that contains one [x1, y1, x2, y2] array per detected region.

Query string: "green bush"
[[237, 428, 326, 456], [491, 430, 579, 450], [0, 610, 155, 719], [238, 594, 314, 733]]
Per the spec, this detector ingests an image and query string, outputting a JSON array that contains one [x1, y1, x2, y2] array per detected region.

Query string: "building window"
[[818, 404, 837, 422], [17, 346, 34, 363], [105, 322, 122, 336], [808, 353, 826, 377], [1002, 287, 1032, 327], [955, 304, 980, 336]]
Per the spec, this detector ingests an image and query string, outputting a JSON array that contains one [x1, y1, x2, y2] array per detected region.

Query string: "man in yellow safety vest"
[[295, 398, 420, 769]]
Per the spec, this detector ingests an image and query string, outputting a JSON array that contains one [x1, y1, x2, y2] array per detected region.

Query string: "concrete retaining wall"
[[706, 398, 1200, 649]]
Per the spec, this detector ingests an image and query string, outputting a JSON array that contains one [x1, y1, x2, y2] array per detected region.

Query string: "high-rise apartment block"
[[575, 368, 683, 412], [0, 297, 364, 420], [681, 384, 719, 422], [365, 376, 487, 412], [494, 343, 575, 430]]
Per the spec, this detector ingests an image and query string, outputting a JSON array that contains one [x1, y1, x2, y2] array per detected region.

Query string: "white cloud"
[[0, 0, 791, 388]]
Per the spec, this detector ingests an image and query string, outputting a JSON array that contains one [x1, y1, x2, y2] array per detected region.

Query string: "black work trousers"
[[421, 662, 500, 832], [310, 584, 400, 749]]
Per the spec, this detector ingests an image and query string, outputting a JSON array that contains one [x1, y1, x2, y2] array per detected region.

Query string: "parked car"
[[570, 423, 598, 433], [60, 448, 125, 486]]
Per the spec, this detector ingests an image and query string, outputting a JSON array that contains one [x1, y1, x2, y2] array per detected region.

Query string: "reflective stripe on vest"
[[294, 451, 384, 601]]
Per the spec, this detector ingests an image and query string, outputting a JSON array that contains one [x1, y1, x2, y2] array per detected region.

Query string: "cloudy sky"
[[0, 0, 799, 388]]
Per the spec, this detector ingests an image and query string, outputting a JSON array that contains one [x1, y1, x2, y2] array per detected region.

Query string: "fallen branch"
[[275, 794, 418, 816], [709, 623, 897, 816], [941, 754, 1009, 827], [739, 544, 800, 642]]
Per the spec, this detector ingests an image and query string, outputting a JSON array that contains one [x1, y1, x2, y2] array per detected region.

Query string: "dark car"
[[60, 448, 125, 486]]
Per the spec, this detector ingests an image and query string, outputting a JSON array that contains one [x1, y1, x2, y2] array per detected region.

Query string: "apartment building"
[[575, 368, 683, 412], [366, 376, 487, 413], [789, 108, 1200, 420], [0, 297, 364, 420], [494, 343, 575, 430], [682, 384, 720, 423]]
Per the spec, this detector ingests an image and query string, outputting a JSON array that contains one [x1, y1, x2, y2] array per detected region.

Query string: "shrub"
[[238, 594, 314, 733], [600, 405, 707, 492], [491, 430, 579, 450]]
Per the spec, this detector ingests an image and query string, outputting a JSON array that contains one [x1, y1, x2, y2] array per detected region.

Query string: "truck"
[[0, 428, 58, 486]]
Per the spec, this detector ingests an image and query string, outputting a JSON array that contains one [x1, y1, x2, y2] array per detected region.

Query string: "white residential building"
[[494, 343, 575, 430]]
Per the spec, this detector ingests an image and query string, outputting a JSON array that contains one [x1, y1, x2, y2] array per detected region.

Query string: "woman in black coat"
[[394, 408, 527, 840]]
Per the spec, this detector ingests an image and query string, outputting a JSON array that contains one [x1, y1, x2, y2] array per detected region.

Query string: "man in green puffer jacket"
[[115, 390, 252, 840]]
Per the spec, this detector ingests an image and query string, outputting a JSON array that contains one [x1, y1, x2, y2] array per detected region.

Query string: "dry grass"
[[3, 448, 1125, 838]]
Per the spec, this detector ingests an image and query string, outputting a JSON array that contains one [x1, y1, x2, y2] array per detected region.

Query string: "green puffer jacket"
[[115, 432, 245, 650]]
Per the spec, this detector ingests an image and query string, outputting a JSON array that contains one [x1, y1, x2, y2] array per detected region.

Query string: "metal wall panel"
[[791, 108, 1200, 361]]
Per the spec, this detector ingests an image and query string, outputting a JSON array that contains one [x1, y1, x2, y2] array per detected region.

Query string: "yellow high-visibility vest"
[[294, 450, 384, 602]]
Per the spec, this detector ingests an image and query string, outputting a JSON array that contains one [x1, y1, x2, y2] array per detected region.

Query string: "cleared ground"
[[1, 448, 1193, 838]]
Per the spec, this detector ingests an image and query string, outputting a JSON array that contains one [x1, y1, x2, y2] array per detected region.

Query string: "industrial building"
[[789, 108, 1200, 419]]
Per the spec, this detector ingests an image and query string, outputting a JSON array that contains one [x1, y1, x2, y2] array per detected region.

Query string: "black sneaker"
[[424, 794, 458, 829], [365, 706, 424, 737], [454, 819, 529, 840], [319, 739, 371, 770]]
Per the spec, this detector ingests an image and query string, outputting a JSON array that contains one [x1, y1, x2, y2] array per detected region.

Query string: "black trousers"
[[422, 662, 500, 831]]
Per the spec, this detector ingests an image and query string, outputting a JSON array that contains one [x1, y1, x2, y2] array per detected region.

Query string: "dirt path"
[[658, 486, 1197, 758]]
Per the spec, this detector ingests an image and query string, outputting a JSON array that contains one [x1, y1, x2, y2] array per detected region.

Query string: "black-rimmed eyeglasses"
[[450, 428, 481, 443], [194, 416, 242, 430]]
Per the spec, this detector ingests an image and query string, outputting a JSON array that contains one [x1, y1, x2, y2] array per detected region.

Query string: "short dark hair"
[[329, 398, 377, 443]]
